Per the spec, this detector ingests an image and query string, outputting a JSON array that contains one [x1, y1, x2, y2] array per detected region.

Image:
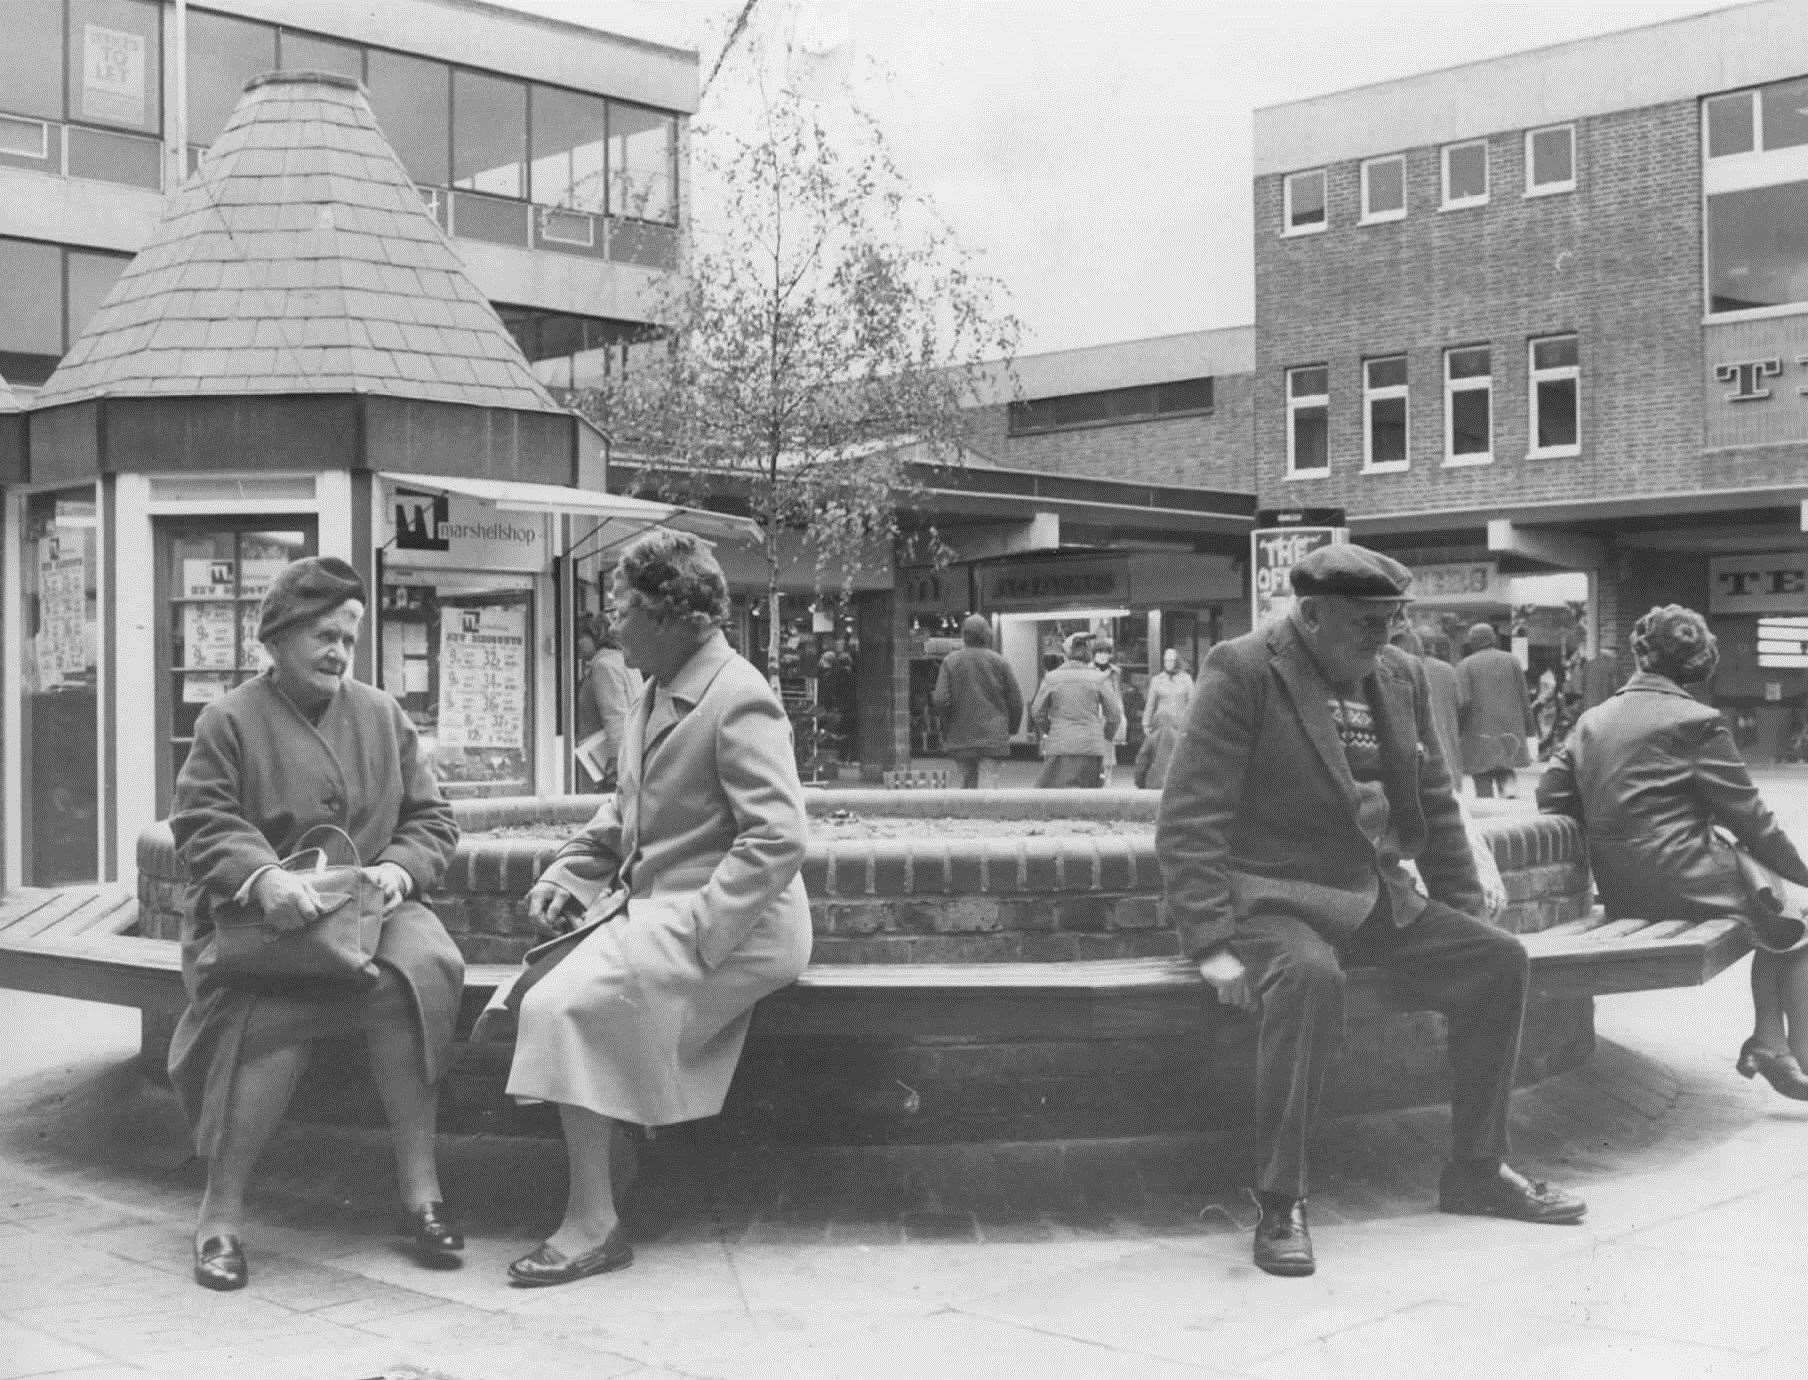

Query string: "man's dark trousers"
[[1228, 899, 1529, 1197]]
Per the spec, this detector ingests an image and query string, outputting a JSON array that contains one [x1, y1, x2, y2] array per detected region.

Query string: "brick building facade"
[[1250, 0, 1808, 758]]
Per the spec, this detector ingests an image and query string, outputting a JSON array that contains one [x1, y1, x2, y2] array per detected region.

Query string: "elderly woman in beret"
[[168, 556, 465, 1290], [1539, 605, 1808, 1098], [501, 529, 811, 1286]]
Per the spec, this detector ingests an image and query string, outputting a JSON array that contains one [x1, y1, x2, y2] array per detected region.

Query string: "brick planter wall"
[[136, 794, 1594, 1144]]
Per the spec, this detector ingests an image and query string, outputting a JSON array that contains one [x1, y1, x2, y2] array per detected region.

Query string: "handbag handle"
[[284, 823, 364, 871]]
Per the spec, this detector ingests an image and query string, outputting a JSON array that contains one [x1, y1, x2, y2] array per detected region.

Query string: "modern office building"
[[1251, 0, 1808, 756]]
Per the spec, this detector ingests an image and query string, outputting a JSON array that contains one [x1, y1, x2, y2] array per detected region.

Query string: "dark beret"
[[1289, 543, 1412, 601], [257, 556, 367, 643]]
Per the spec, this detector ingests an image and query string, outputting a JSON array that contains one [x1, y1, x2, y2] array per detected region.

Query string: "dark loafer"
[[1736, 1039, 1808, 1100], [193, 1234, 247, 1291], [398, 1202, 465, 1256], [1253, 1196, 1315, 1277], [507, 1230, 633, 1287], [1439, 1163, 1586, 1224]]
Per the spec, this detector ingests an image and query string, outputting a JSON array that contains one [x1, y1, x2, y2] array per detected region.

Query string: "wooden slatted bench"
[[0, 894, 1756, 1027]]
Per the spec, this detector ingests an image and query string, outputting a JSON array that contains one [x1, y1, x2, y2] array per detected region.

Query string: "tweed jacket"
[[1029, 662, 1124, 758], [1537, 671, 1808, 918], [540, 631, 810, 972], [1157, 618, 1483, 957]]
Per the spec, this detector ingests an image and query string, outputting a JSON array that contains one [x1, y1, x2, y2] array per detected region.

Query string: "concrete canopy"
[[27, 70, 604, 487]]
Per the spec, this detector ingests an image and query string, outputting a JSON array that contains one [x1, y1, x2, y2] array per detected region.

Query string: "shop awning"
[[381, 472, 760, 547]]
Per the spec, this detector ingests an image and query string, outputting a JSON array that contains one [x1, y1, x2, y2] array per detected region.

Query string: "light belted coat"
[[1157, 618, 1483, 958], [506, 631, 812, 1126]]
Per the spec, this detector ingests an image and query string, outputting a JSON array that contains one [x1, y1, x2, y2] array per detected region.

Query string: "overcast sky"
[[510, 0, 1745, 354]]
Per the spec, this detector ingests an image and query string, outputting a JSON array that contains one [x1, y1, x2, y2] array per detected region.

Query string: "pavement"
[[5, 771, 1808, 1377]]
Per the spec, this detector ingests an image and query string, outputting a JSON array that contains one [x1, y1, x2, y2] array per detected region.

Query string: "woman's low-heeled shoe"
[[193, 1234, 247, 1291], [1736, 1038, 1808, 1099], [507, 1230, 633, 1287], [398, 1202, 465, 1255]]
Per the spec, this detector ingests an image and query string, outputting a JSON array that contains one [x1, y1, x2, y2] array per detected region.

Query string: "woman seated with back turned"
[[168, 557, 465, 1290], [1538, 605, 1808, 1098], [502, 529, 812, 1286]]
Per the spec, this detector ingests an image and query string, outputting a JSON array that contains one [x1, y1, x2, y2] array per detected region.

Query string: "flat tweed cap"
[[1289, 543, 1413, 602], [257, 556, 368, 643]]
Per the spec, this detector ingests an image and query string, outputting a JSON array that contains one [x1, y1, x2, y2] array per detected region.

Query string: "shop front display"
[[379, 482, 549, 798], [737, 593, 861, 779], [16, 487, 102, 884]]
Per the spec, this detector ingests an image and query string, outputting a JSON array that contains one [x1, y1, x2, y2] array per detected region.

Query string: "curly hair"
[[615, 528, 731, 626], [1632, 604, 1718, 684]]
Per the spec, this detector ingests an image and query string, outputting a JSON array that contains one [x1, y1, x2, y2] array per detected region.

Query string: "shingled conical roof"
[[36, 71, 563, 414]]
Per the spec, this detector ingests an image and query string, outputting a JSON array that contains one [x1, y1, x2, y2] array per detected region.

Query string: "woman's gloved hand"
[[363, 861, 413, 914], [250, 867, 328, 932], [525, 880, 581, 937]]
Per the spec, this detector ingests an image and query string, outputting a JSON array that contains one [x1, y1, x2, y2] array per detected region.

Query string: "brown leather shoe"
[[193, 1234, 247, 1291], [1439, 1163, 1585, 1224], [507, 1229, 633, 1287], [1253, 1196, 1315, 1277]]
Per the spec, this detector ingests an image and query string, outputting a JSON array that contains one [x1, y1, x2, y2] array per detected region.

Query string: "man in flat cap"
[[1157, 543, 1583, 1278]]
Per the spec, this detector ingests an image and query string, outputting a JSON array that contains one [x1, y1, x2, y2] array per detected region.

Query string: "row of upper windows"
[[1281, 125, 1575, 235], [0, 0, 680, 224], [1007, 377, 1215, 436], [1283, 336, 1579, 479]]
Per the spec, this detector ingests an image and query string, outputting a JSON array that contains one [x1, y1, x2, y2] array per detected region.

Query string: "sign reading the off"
[[1251, 526, 1345, 626]]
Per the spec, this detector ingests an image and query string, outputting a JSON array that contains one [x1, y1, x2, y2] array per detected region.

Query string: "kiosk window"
[[381, 573, 535, 795]]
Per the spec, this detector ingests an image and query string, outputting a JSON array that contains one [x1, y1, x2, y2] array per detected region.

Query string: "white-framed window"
[[1362, 356, 1409, 471], [1286, 366, 1330, 478], [1528, 334, 1580, 457], [1443, 346, 1492, 464], [1703, 77, 1808, 317], [1441, 139, 1489, 209], [1525, 124, 1575, 196], [1283, 169, 1328, 236], [1360, 155, 1406, 223]]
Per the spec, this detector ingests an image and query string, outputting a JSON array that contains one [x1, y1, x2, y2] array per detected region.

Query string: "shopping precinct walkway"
[[3, 777, 1808, 1378]]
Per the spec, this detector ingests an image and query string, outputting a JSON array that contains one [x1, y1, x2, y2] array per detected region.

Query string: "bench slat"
[[6, 889, 111, 941], [0, 890, 65, 937]]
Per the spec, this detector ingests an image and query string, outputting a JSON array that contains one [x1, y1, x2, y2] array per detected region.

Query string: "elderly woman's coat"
[[506, 631, 812, 1126], [167, 674, 463, 1154], [1537, 670, 1808, 920]]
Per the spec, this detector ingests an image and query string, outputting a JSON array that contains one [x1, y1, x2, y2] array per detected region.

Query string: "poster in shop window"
[[36, 537, 88, 690], [183, 603, 237, 670], [437, 602, 527, 750], [81, 24, 146, 128]]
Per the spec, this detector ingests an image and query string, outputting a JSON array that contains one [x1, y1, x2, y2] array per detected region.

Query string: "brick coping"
[[137, 802, 1583, 904]]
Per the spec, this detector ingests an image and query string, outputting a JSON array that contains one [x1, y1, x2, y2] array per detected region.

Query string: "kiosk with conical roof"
[[13, 72, 741, 887]]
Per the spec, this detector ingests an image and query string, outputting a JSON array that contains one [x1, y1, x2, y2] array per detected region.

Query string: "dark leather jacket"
[[1536, 671, 1808, 918]]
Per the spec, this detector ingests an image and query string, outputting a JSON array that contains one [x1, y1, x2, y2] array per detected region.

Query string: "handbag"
[[209, 824, 386, 986], [469, 887, 628, 1044], [1726, 838, 1808, 954]]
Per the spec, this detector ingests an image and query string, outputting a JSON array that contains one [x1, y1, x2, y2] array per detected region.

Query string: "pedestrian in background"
[[1030, 632, 1123, 787], [1136, 648, 1194, 790], [931, 614, 1023, 789], [1458, 623, 1535, 797], [577, 615, 643, 794], [1539, 605, 1808, 1100]]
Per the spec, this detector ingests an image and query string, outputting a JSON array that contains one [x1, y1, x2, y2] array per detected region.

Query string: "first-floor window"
[[1283, 169, 1327, 234], [1528, 334, 1580, 456], [1286, 366, 1330, 476], [1363, 356, 1409, 470], [1444, 346, 1492, 462]]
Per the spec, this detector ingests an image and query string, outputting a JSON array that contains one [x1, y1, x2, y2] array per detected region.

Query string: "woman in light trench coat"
[[500, 529, 812, 1286]]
